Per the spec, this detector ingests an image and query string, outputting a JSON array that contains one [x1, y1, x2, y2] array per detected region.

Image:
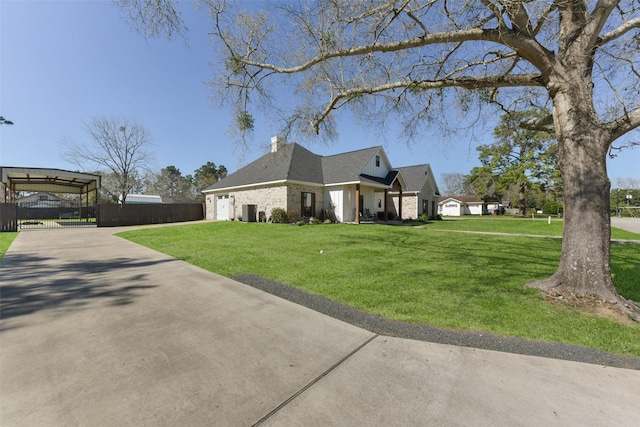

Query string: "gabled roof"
[[204, 143, 323, 191], [360, 171, 399, 186], [393, 164, 440, 194], [438, 195, 483, 204], [203, 143, 407, 193], [322, 146, 383, 185]]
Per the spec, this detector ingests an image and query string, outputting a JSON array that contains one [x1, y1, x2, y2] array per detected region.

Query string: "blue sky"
[[1, 1, 638, 189]]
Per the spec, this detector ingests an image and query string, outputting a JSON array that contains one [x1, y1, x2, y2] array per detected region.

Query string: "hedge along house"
[[202, 137, 442, 223]]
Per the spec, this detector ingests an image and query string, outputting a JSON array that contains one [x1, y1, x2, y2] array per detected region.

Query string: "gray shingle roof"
[[321, 146, 382, 185], [203, 143, 402, 192], [203, 143, 323, 191], [394, 164, 431, 192]]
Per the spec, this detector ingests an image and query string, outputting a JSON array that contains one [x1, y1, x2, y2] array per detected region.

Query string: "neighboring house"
[[203, 137, 439, 223], [16, 192, 61, 208], [125, 194, 163, 204], [438, 196, 486, 216]]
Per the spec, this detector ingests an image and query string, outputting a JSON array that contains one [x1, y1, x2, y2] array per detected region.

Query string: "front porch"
[[354, 178, 404, 224]]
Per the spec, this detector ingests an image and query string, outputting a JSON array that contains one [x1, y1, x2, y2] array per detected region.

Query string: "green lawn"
[[118, 220, 640, 357], [425, 216, 640, 240], [0, 232, 18, 261]]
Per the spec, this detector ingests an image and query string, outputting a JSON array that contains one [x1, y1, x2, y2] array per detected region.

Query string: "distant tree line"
[[143, 162, 228, 203]]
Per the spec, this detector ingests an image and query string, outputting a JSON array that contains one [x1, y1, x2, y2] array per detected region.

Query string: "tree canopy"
[[193, 161, 228, 193], [468, 109, 559, 215]]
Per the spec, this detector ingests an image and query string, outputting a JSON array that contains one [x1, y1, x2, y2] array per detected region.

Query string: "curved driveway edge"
[[2, 227, 639, 426]]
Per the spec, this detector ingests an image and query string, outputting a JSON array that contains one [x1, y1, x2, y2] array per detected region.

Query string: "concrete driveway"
[[612, 216, 640, 234], [1, 227, 639, 426]]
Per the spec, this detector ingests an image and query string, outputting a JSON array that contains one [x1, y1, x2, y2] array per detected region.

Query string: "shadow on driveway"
[[0, 253, 166, 322]]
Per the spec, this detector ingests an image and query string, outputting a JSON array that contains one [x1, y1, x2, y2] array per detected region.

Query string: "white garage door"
[[216, 195, 230, 220]]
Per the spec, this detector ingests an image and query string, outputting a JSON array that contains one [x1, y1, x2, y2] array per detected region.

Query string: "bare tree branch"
[[63, 115, 155, 204], [314, 73, 545, 132], [599, 17, 640, 44], [606, 108, 640, 141], [116, 0, 187, 39], [230, 27, 555, 81]]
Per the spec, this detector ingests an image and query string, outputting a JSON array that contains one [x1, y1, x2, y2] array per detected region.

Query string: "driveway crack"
[[252, 334, 378, 426]]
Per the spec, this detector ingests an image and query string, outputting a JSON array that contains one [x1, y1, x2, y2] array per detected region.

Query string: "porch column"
[[384, 189, 388, 221], [398, 188, 403, 220], [355, 184, 360, 224]]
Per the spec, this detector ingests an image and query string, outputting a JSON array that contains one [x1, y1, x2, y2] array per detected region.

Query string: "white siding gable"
[[361, 149, 392, 178]]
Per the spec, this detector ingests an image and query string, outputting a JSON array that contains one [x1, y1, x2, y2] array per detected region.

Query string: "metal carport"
[[0, 167, 101, 231]]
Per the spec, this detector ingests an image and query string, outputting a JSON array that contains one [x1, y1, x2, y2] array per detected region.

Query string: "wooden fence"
[[97, 203, 204, 227], [0, 203, 18, 232]]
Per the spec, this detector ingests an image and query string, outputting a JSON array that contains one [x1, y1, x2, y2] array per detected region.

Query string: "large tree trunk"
[[527, 81, 639, 320], [543, 131, 615, 299]]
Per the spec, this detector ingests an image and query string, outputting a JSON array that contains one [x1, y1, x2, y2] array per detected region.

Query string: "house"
[[202, 137, 440, 223], [16, 192, 61, 208], [438, 196, 486, 216]]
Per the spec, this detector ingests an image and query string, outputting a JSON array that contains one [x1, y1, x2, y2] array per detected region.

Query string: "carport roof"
[[1, 167, 101, 194]]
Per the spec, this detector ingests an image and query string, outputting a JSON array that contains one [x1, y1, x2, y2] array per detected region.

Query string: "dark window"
[[375, 155, 380, 167], [301, 192, 315, 217]]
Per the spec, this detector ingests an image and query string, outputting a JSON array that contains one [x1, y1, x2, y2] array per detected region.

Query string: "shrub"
[[418, 213, 429, 223], [310, 217, 322, 225], [287, 209, 302, 223], [542, 200, 563, 215], [271, 208, 288, 223], [237, 215, 243, 222]]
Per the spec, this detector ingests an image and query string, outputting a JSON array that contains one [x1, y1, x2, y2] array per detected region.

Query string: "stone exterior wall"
[[205, 184, 288, 221], [205, 195, 215, 220], [231, 185, 288, 221], [391, 194, 419, 220], [390, 179, 438, 220], [205, 183, 325, 221], [286, 183, 325, 219]]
